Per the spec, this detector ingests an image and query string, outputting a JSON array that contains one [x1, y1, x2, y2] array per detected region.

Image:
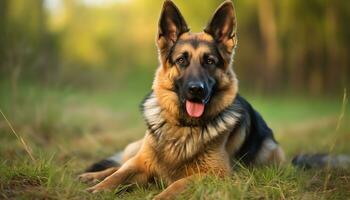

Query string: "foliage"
[[0, 0, 349, 93]]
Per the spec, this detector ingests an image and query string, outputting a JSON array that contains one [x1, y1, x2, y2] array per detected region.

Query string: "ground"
[[0, 80, 349, 200]]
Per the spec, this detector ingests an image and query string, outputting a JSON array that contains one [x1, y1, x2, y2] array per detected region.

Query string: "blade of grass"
[[322, 88, 348, 200], [0, 108, 35, 162]]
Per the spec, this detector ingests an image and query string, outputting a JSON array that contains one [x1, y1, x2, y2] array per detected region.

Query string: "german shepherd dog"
[[79, 0, 285, 199]]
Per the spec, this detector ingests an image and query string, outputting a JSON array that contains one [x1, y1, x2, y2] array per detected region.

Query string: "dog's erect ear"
[[204, 1, 237, 49], [157, 0, 189, 57]]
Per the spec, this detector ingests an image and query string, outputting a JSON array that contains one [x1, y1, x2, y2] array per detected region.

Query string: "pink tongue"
[[185, 100, 205, 118]]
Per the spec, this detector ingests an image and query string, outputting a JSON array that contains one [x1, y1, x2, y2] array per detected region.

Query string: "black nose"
[[187, 82, 205, 99]]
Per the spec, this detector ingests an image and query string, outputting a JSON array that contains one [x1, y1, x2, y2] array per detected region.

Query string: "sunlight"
[[80, 0, 131, 6], [45, 0, 131, 14]]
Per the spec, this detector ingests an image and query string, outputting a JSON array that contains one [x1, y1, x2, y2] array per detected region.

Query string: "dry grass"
[[0, 82, 349, 199]]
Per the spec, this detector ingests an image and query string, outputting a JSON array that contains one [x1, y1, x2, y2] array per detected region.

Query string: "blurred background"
[[0, 0, 349, 168], [0, 1, 349, 198], [1, 0, 350, 93]]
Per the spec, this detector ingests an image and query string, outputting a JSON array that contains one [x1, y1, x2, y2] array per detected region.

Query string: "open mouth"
[[184, 93, 211, 118], [185, 100, 206, 118], [178, 81, 214, 118]]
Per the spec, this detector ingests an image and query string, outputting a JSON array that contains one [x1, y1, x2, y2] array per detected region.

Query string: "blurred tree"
[[0, 0, 348, 94], [0, 0, 58, 84], [0, 0, 8, 71], [257, 0, 281, 91]]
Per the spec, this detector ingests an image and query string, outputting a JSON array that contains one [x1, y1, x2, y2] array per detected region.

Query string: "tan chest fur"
[[140, 92, 244, 183], [140, 133, 231, 184]]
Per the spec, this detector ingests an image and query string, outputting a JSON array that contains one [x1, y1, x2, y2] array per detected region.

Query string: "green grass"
[[0, 80, 349, 199]]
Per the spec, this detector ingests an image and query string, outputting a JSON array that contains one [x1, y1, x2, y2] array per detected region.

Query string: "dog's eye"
[[176, 57, 185, 65], [206, 58, 215, 65]]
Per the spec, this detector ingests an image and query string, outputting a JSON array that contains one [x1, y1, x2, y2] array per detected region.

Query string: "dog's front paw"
[[86, 183, 112, 193], [78, 173, 99, 184]]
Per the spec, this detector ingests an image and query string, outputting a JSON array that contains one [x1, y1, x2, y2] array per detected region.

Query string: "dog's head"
[[153, 0, 238, 124]]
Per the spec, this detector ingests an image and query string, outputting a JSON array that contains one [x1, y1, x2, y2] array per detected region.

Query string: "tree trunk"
[[0, 0, 8, 71], [325, 0, 342, 93], [257, 0, 281, 91]]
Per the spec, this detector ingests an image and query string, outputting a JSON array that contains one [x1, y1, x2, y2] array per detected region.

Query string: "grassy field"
[[0, 80, 349, 200]]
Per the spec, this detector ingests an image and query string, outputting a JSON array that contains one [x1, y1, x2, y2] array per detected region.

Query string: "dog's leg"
[[78, 167, 119, 183], [255, 139, 285, 165], [122, 139, 143, 163], [153, 176, 193, 200], [86, 156, 149, 193]]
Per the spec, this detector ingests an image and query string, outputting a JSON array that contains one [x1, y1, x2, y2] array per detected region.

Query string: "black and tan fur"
[[78, 1, 285, 199]]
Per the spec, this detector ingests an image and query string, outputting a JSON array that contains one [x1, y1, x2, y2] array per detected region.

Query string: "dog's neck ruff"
[[141, 92, 243, 161]]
